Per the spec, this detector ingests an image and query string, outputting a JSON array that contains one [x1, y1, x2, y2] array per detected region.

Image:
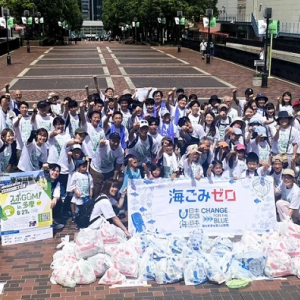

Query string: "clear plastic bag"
[[71, 259, 96, 284], [155, 256, 183, 284], [50, 266, 76, 288], [100, 222, 125, 244], [184, 260, 207, 285], [87, 253, 112, 277], [138, 247, 156, 281], [98, 267, 126, 285]]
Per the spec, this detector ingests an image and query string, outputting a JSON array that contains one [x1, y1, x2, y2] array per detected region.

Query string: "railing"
[[217, 14, 252, 23], [280, 22, 300, 36]]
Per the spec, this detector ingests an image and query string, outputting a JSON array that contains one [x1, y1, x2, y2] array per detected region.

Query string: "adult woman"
[[0, 128, 15, 172], [43, 163, 65, 230]]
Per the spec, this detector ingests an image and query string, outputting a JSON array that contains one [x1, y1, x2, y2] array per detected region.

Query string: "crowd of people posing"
[[1, 83, 300, 234]]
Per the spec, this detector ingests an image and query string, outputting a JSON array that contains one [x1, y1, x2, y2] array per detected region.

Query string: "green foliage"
[[0, 0, 82, 36], [102, 0, 218, 33]]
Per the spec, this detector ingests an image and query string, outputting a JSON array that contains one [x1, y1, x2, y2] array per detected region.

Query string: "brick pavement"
[[1, 42, 300, 300]]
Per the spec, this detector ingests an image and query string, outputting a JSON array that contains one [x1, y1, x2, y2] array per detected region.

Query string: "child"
[[118, 94, 132, 130], [224, 144, 247, 179], [276, 91, 293, 115], [143, 163, 163, 179], [70, 159, 93, 218], [18, 128, 48, 171], [255, 93, 268, 116], [214, 141, 229, 162], [241, 152, 260, 178], [119, 154, 142, 194], [207, 160, 226, 179], [104, 111, 128, 150], [0, 128, 15, 173], [183, 144, 203, 180], [158, 108, 178, 143], [157, 137, 179, 180], [263, 103, 276, 145], [216, 104, 231, 141], [275, 169, 300, 222], [249, 126, 271, 164], [233, 88, 254, 117]]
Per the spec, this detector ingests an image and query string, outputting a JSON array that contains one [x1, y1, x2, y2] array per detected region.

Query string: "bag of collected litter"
[[147, 235, 168, 257], [276, 220, 300, 238], [98, 267, 126, 285], [104, 244, 119, 256], [167, 236, 188, 255], [139, 247, 156, 281], [127, 235, 144, 256], [71, 259, 96, 284], [261, 231, 280, 252], [51, 252, 77, 270], [203, 253, 226, 284], [87, 253, 113, 277], [234, 251, 266, 277], [155, 256, 183, 284], [229, 259, 255, 280], [112, 242, 139, 277], [184, 259, 207, 285], [240, 232, 263, 251], [50, 266, 76, 288], [100, 222, 126, 244], [264, 248, 293, 277], [278, 236, 300, 258], [188, 230, 211, 252], [75, 228, 104, 259], [291, 257, 300, 278]]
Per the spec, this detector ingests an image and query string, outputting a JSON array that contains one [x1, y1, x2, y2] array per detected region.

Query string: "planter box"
[[252, 77, 262, 87]]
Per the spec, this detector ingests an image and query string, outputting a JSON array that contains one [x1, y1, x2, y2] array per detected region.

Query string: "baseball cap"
[[235, 144, 246, 151], [37, 100, 50, 109], [109, 132, 121, 140], [138, 119, 149, 128], [75, 128, 88, 135], [218, 104, 228, 110], [233, 128, 242, 135], [218, 141, 229, 148], [75, 159, 87, 168], [255, 93, 268, 102], [245, 88, 254, 95], [71, 144, 82, 151], [254, 126, 267, 137], [186, 144, 202, 155], [282, 169, 295, 178], [48, 92, 59, 99], [161, 108, 171, 117], [293, 100, 300, 107]]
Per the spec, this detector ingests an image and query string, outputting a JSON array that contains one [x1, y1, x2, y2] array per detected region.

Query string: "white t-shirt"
[[51, 103, 62, 116], [82, 122, 105, 158], [148, 132, 163, 154], [34, 114, 54, 132], [120, 109, 132, 130], [127, 134, 157, 166], [70, 171, 94, 205], [48, 132, 71, 163], [13, 116, 33, 150], [183, 159, 203, 179], [0, 140, 12, 172], [279, 104, 293, 115], [249, 139, 271, 162], [0, 108, 15, 131], [91, 140, 124, 174], [227, 108, 238, 120], [238, 99, 247, 116], [158, 121, 179, 139], [181, 124, 205, 142], [188, 114, 201, 125], [18, 140, 47, 171], [203, 125, 220, 141], [160, 152, 178, 178], [67, 113, 80, 137], [277, 183, 300, 209], [271, 126, 298, 154], [223, 158, 247, 179], [90, 197, 116, 221], [170, 105, 186, 123], [52, 181, 61, 199]]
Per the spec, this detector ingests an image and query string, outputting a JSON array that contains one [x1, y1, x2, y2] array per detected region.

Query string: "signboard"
[[135, 87, 157, 102], [203, 17, 217, 28], [0, 171, 53, 246], [269, 20, 279, 34], [128, 177, 276, 237]]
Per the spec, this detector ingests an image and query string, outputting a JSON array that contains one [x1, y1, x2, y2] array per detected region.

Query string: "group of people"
[[1, 81, 300, 234]]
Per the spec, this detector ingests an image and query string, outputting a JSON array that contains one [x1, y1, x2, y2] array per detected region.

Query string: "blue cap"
[[254, 126, 267, 137], [249, 117, 262, 125], [75, 159, 87, 168]]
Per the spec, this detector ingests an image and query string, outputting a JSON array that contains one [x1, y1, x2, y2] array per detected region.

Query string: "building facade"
[[81, 0, 103, 21]]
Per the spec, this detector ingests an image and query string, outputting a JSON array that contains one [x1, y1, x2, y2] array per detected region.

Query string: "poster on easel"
[[0, 171, 53, 246]]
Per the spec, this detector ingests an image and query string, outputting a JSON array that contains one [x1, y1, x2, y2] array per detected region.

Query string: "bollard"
[[206, 53, 211, 64], [6, 55, 11, 65], [178, 45, 181, 52], [27, 45, 30, 53]]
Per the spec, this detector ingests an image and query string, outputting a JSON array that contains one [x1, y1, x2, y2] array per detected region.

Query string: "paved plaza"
[[1, 41, 300, 300]]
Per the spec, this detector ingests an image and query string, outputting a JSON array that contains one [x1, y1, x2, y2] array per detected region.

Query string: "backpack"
[[65, 113, 81, 133], [128, 134, 154, 160], [75, 194, 108, 228]]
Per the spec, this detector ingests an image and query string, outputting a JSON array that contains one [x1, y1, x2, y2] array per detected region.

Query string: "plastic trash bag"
[[202, 253, 226, 284], [278, 236, 300, 258], [229, 259, 255, 280], [240, 232, 263, 251], [184, 259, 207, 285], [264, 248, 293, 277], [147, 236, 168, 258], [50, 266, 76, 288], [139, 247, 156, 281], [98, 267, 126, 285], [127, 235, 144, 256], [100, 222, 125, 244], [234, 251, 266, 277], [71, 259, 96, 285], [104, 244, 119, 256], [291, 257, 300, 278], [276, 220, 300, 238], [87, 253, 113, 277], [188, 230, 211, 252], [155, 256, 183, 284], [112, 242, 140, 277], [75, 228, 104, 259], [167, 236, 188, 255]]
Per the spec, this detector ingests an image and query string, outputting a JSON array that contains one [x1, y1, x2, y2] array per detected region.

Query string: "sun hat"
[[75, 159, 87, 168], [230, 117, 245, 129], [209, 95, 221, 104], [218, 141, 229, 148], [255, 93, 268, 102], [282, 168, 295, 178], [276, 111, 294, 122], [218, 103, 228, 110], [71, 144, 82, 151], [271, 155, 283, 163], [161, 108, 171, 117], [249, 117, 262, 125], [186, 144, 202, 155]]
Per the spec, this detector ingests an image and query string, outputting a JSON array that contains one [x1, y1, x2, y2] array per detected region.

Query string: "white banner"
[[128, 177, 276, 237], [135, 87, 157, 102], [0, 171, 53, 246]]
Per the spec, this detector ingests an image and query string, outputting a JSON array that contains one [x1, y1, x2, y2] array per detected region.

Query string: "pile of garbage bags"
[[50, 219, 300, 287]]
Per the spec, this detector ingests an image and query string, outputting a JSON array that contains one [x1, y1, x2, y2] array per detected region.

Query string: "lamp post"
[[3, 8, 11, 65], [261, 7, 272, 88], [177, 11, 182, 52], [133, 17, 137, 44], [36, 12, 41, 38], [206, 9, 213, 64], [23, 10, 30, 53]]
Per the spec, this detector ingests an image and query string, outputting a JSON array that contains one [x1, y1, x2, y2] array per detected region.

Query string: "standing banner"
[[0, 171, 53, 246], [128, 177, 276, 237]]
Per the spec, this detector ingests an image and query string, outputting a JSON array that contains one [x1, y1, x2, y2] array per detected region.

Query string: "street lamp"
[[3, 8, 11, 65], [176, 11, 182, 52], [158, 13, 166, 46], [36, 12, 41, 39], [206, 9, 213, 64], [261, 7, 272, 88], [23, 10, 30, 53], [133, 17, 138, 44]]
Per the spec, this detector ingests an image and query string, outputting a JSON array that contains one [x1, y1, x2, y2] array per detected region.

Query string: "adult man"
[[90, 132, 124, 196], [200, 39, 207, 59], [223, 95, 238, 120], [5, 83, 22, 115]]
